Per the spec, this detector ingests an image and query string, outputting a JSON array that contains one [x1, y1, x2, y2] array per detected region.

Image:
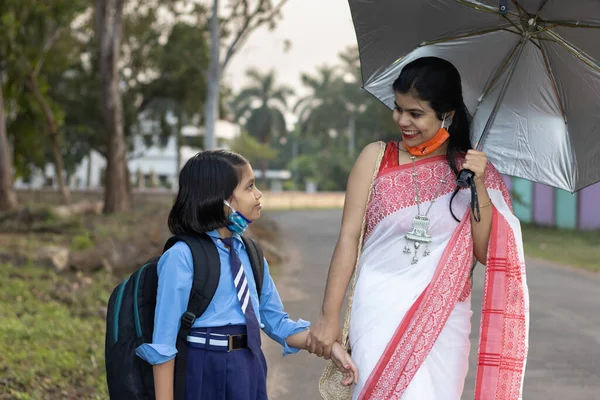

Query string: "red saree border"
[[474, 208, 527, 400], [359, 209, 474, 399]]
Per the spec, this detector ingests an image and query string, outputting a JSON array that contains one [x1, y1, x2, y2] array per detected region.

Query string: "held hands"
[[462, 149, 488, 185], [306, 316, 357, 386], [330, 341, 358, 386], [306, 316, 341, 360]]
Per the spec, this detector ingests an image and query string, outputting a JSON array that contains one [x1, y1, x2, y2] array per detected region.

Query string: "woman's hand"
[[306, 315, 342, 360], [462, 149, 488, 186], [330, 341, 358, 386]]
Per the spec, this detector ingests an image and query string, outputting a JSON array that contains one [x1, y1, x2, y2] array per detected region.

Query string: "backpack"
[[105, 234, 265, 400]]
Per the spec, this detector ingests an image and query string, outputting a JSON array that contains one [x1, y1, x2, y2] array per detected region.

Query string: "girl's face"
[[392, 92, 448, 148], [228, 163, 263, 221]]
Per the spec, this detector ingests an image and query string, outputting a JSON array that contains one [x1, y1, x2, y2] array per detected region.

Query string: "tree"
[[229, 131, 278, 168], [0, 0, 87, 204], [140, 19, 210, 171], [204, 0, 289, 149], [294, 66, 349, 135], [0, 81, 17, 211], [232, 68, 292, 183], [96, 0, 131, 213]]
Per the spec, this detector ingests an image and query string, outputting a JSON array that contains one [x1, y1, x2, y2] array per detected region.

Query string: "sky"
[[224, 0, 358, 96]]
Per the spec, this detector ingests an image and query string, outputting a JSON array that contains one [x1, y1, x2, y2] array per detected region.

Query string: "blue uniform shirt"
[[135, 230, 310, 364]]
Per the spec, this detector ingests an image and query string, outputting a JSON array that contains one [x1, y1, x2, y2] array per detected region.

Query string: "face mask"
[[224, 200, 251, 235], [403, 113, 451, 156]]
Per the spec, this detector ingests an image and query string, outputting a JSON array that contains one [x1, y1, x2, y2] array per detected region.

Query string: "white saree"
[[347, 143, 529, 400]]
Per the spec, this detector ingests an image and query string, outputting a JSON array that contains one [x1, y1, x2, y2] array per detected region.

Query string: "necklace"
[[402, 152, 450, 264]]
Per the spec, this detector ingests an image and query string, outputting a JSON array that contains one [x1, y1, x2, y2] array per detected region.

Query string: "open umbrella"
[[349, 0, 600, 192]]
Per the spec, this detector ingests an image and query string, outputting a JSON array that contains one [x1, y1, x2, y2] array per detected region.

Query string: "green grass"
[[521, 224, 600, 272], [0, 263, 117, 399]]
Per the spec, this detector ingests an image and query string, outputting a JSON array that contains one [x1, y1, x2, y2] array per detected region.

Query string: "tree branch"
[[32, 26, 65, 78], [220, 0, 288, 71]]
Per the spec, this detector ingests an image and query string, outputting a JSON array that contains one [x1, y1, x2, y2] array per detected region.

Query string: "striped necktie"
[[222, 237, 262, 355]]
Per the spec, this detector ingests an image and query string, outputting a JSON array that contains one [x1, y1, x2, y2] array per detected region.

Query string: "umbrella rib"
[[509, 0, 527, 18], [533, 0, 550, 19], [537, 38, 567, 123], [474, 37, 529, 149], [419, 25, 517, 47], [452, 0, 517, 16], [545, 20, 600, 29], [472, 39, 522, 120], [544, 30, 600, 74]]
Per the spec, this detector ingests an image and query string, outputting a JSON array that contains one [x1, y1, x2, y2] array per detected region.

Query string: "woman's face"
[[392, 91, 447, 148], [228, 163, 263, 221]]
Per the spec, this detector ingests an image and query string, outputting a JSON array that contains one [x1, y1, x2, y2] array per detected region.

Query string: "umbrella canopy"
[[349, 0, 600, 192]]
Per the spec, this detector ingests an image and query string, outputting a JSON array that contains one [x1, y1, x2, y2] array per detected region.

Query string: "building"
[[15, 116, 292, 193], [505, 177, 600, 230]]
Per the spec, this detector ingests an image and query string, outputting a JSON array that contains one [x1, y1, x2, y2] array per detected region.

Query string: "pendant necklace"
[[402, 149, 450, 264]]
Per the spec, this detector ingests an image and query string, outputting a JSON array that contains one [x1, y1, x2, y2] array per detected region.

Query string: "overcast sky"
[[224, 0, 357, 95]]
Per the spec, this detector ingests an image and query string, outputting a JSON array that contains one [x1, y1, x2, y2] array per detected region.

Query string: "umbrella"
[[348, 0, 600, 192]]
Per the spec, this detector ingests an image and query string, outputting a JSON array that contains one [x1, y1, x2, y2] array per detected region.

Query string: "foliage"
[[229, 131, 279, 167], [232, 69, 293, 144]]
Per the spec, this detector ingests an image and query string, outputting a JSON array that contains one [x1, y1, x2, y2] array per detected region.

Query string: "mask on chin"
[[403, 113, 452, 156], [224, 200, 251, 235]]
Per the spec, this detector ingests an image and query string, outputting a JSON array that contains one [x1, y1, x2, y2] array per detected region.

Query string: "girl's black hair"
[[393, 57, 472, 221], [168, 149, 249, 235]]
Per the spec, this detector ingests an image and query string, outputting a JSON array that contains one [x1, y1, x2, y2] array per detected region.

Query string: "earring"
[[442, 113, 453, 130]]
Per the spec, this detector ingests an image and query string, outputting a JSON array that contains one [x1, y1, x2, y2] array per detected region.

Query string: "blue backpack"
[[105, 234, 264, 399]]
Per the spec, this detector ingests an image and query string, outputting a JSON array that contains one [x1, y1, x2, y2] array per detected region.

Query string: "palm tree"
[[232, 69, 293, 184], [293, 66, 345, 143]]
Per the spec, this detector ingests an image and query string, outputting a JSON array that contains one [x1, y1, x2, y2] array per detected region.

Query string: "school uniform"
[[135, 230, 310, 399]]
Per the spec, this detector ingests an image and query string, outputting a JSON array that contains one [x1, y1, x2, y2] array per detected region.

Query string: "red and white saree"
[[349, 143, 529, 400]]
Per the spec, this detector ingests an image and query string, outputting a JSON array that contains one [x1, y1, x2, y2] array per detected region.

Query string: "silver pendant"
[[405, 215, 432, 244], [405, 215, 433, 264]]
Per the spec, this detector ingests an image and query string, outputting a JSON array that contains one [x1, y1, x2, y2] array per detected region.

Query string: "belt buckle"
[[227, 334, 243, 352]]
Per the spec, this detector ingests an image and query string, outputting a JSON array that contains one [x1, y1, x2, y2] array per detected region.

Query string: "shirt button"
[[217, 239, 222, 244], [260, 323, 265, 329]]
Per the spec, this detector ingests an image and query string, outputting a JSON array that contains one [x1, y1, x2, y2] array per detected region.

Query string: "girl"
[[312, 57, 529, 399], [136, 149, 357, 399]]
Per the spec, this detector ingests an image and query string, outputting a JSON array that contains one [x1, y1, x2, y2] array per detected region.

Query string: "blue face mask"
[[224, 200, 251, 235]]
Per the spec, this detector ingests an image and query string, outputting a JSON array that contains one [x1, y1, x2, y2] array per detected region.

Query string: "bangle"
[[479, 200, 493, 208]]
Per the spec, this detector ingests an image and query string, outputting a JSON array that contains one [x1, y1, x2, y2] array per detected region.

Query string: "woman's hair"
[[393, 57, 472, 221], [168, 149, 249, 235]]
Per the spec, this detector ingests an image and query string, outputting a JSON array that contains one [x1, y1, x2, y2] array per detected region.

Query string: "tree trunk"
[[347, 115, 356, 158], [176, 110, 183, 173], [86, 151, 92, 188], [96, 0, 131, 213], [203, 0, 220, 150], [0, 84, 18, 212], [26, 73, 71, 205]]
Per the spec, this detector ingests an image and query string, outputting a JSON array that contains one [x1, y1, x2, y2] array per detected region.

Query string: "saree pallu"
[[349, 150, 528, 400]]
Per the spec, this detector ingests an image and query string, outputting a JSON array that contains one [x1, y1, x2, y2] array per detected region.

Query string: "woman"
[[309, 57, 529, 399]]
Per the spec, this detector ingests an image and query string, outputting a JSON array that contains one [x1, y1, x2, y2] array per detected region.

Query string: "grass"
[[521, 223, 600, 272], [0, 206, 284, 399], [0, 263, 117, 399]]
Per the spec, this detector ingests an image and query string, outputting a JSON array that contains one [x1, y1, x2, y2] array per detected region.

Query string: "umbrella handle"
[[457, 169, 482, 223], [457, 169, 474, 189]]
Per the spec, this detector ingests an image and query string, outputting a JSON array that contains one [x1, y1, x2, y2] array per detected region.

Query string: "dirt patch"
[[0, 203, 286, 275]]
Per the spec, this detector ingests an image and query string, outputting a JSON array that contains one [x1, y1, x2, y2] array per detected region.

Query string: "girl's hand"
[[462, 149, 488, 185], [330, 341, 358, 386]]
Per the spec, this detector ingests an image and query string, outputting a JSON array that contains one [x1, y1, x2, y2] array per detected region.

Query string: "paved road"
[[262, 209, 600, 400]]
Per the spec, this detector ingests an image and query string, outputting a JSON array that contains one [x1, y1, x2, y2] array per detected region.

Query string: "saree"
[[346, 142, 529, 400]]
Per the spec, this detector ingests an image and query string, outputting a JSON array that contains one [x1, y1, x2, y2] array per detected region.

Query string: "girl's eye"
[[248, 184, 254, 190], [411, 113, 421, 118]]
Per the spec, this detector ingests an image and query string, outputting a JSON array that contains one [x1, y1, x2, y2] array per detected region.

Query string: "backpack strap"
[[163, 234, 220, 400], [241, 236, 265, 300]]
